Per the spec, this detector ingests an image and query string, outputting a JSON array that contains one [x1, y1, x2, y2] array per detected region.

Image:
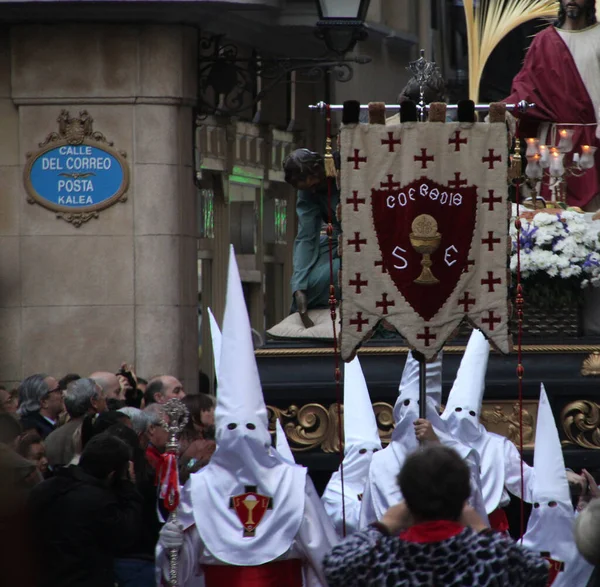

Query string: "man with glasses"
[[17, 374, 64, 439]]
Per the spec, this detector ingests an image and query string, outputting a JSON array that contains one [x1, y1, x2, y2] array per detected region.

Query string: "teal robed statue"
[[283, 149, 341, 328]]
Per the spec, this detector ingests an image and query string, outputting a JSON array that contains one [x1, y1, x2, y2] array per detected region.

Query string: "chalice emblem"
[[409, 214, 441, 285], [243, 494, 258, 526], [230, 485, 273, 537]]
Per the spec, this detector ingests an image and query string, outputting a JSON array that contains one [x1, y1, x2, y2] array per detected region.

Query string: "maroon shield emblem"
[[541, 552, 564, 586], [229, 486, 273, 537], [371, 175, 477, 320]]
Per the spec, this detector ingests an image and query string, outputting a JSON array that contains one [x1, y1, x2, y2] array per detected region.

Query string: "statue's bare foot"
[[299, 312, 314, 329]]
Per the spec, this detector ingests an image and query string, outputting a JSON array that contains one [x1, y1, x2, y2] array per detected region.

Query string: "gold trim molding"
[[257, 344, 600, 358], [562, 400, 600, 449], [267, 400, 537, 453], [581, 352, 600, 376]]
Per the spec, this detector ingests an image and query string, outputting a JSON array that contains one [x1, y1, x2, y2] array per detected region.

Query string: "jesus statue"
[[505, 0, 600, 211]]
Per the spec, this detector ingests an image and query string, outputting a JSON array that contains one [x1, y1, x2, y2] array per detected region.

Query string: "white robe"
[[445, 419, 535, 513], [321, 444, 380, 537], [156, 477, 338, 587], [358, 400, 488, 529], [522, 501, 594, 587]]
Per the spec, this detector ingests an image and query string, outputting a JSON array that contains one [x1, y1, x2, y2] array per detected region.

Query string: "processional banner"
[[340, 116, 511, 360]]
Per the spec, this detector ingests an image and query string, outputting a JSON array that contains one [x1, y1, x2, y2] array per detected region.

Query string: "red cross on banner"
[[482, 149, 502, 169], [376, 293, 395, 315], [381, 132, 401, 152], [340, 115, 511, 360], [348, 232, 367, 252], [347, 191, 366, 212], [483, 190, 502, 211], [350, 312, 369, 332], [448, 130, 468, 152], [458, 292, 476, 312], [349, 273, 368, 294], [347, 148, 367, 170], [448, 172, 468, 191], [414, 148, 434, 169]]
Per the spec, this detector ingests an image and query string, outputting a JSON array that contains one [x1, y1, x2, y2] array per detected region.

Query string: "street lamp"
[[315, 0, 371, 55], [196, 0, 372, 116]]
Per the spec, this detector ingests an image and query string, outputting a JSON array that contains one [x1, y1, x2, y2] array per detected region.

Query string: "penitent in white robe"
[[156, 476, 338, 587]]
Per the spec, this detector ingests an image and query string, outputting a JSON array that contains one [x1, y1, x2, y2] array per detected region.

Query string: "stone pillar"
[[0, 27, 22, 390], [2, 24, 198, 392]]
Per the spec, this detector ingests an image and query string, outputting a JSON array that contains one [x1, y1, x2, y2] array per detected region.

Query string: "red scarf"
[[399, 520, 464, 544], [145, 445, 181, 512], [488, 508, 510, 534], [145, 444, 163, 477]]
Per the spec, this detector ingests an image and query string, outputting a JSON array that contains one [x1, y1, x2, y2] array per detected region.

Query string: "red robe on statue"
[[505, 25, 600, 209]]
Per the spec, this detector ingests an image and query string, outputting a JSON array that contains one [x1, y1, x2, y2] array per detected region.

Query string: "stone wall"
[[0, 24, 199, 391]]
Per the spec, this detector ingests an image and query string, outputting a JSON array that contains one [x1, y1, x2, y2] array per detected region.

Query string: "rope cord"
[[325, 104, 346, 538]]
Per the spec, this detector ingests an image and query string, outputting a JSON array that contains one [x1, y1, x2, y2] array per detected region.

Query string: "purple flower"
[[583, 254, 600, 269], [519, 225, 538, 253]]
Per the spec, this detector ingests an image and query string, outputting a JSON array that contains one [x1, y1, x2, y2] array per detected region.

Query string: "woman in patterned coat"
[[324, 445, 549, 587]]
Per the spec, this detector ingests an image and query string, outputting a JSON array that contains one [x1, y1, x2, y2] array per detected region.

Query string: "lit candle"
[[539, 145, 550, 168], [557, 129, 574, 153], [525, 138, 540, 158], [580, 145, 597, 170], [525, 154, 543, 179], [550, 151, 565, 177]]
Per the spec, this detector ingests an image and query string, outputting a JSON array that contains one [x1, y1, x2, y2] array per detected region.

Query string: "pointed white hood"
[[275, 419, 295, 463], [442, 329, 489, 443], [213, 247, 268, 445], [189, 246, 307, 566], [322, 355, 381, 536], [344, 355, 382, 451], [522, 385, 593, 587], [442, 330, 535, 514], [392, 351, 443, 453], [361, 350, 488, 527], [207, 307, 222, 378]]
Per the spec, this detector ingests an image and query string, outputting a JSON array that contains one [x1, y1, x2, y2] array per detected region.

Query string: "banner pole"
[[412, 351, 428, 425]]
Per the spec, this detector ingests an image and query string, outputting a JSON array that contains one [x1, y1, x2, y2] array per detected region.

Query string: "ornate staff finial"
[[163, 398, 189, 454], [160, 398, 189, 586], [407, 49, 440, 121]]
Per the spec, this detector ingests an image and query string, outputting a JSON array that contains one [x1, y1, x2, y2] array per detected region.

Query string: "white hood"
[[207, 307, 222, 377], [360, 351, 488, 526], [275, 419, 295, 463], [190, 245, 307, 566], [442, 329, 489, 444], [522, 384, 593, 587], [322, 355, 381, 536]]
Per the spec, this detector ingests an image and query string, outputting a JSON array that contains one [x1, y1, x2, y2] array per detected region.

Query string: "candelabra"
[[511, 129, 597, 208]]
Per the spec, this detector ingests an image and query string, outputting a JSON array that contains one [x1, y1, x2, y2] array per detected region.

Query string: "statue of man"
[[283, 149, 341, 328], [505, 0, 600, 210]]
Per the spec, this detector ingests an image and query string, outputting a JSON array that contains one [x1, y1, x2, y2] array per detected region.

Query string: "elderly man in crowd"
[[90, 371, 123, 410], [142, 403, 169, 475], [118, 407, 151, 450], [143, 375, 185, 406], [18, 374, 63, 439], [45, 378, 107, 468]]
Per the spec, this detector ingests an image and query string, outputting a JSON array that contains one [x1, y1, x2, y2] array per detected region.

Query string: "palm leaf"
[[464, 0, 559, 102]]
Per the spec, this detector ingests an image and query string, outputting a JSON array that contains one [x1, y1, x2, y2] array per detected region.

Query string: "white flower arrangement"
[[510, 208, 600, 290]]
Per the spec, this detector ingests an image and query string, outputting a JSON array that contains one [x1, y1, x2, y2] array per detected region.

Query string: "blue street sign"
[[25, 143, 129, 211]]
